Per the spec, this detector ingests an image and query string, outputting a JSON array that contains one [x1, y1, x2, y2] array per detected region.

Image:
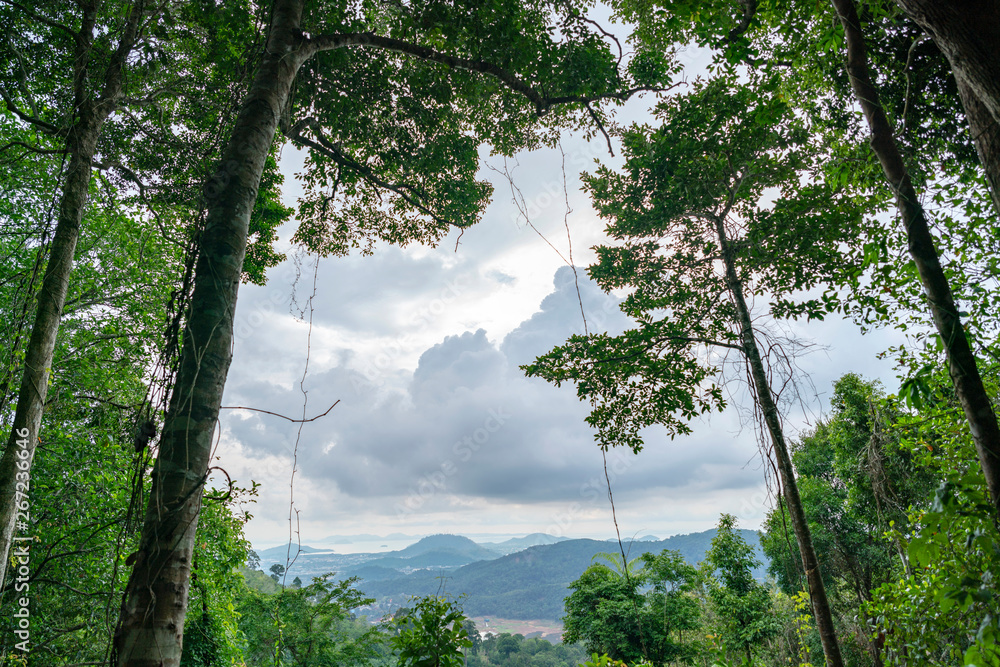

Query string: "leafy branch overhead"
[[524, 76, 864, 450], [278, 2, 678, 256]]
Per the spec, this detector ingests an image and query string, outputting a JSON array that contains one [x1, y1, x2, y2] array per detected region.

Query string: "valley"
[[252, 530, 766, 622]]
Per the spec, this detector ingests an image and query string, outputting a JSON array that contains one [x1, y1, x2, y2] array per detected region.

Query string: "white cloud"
[[218, 126, 903, 548]]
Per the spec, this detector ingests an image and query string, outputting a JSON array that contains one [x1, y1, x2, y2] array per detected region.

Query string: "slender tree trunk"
[[955, 75, 1000, 217], [831, 0, 1000, 517], [113, 1, 310, 664], [713, 217, 845, 667], [893, 0, 1000, 126], [0, 0, 145, 590]]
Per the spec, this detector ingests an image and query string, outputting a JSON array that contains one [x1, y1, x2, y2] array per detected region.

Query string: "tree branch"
[[304, 32, 674, 117], [220, 400, 340, 424], [0, 87, 61, 135], [726, 0, 758, 43], [0, 0, 80, 43], [283, 117, 460, 229]]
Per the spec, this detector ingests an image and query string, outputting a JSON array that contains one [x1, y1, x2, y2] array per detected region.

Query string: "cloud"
[[218, 265, 774, 544], [219, 128, 904, 546]]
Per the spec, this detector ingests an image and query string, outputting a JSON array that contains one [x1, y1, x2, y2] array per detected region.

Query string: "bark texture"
[[832, 0, 1000, 515], [956, 75, 1000, 217], [113, 1, 310, 663], [0, 0, 144, 590], [894, 0, 1000, 125], [713, 217, 846, 667]]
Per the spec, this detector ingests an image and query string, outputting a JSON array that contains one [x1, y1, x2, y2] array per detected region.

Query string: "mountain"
[[358, 529, 764, 621], [392, 534, 497, 561], [479, 533, 570, 555], [254, 534, 503, 582]]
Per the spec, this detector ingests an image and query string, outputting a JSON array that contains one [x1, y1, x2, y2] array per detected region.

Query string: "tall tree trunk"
[[713, 217, 846, 667], [893, 0, 1000, 126], [955, 75, 1000, 217], [113, 1, 310, 664], [0, 0, 145, 591], [831, 0, 1000, 517]]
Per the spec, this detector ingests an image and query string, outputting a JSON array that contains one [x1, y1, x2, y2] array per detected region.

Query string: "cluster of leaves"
[[863, 368, 1000, 666], [563, 527, 778, 667], [524, 73, 866, 452], [755, 372, 1000, 666], [390, 595, 472, 667]]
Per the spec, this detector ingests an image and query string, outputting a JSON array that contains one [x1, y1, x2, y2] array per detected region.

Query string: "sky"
[[211, 48, 905, 551]]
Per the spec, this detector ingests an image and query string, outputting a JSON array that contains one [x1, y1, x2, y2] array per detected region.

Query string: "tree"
[[0, 0, 153, 592], [563, 564, 645, 663], [0, 0, 289, 599], [827, 0, 1000, 521], [237, 574, 380, 667], [892, 0, 1000, 135], [612, 0, 1000, 528], [562, 549, 701, 665], [863, 365, 1000, 665], [760, 374, 937, 664], [391, 595, 471, 667], [113, 2, 670, 663], [703, 515, 779, 665], [636, 550, 701, 665], [525, 76, 856, 666]]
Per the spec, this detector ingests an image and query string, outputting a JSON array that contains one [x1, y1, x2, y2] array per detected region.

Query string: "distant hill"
[[359, 530, 764, 621], [391, 534, 497, 561], [480, 533, 570, 555], [254, 534, 502, 582]]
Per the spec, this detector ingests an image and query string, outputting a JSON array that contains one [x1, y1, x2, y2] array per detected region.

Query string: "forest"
[[0, 0, 999, 665]]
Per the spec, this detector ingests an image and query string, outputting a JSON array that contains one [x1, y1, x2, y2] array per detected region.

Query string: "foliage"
[[524, 73, 861, 452], [470, 632, 589, 667], [390, 595, 472, 667], [237, 573, 381, 667], [562, 548, 701, 665], [865, 368, 1000, 666], [702, 515, 779, 665], [760, 374, 934, 602], [181, 482, 260, 666], [0, 163, 185, 662]]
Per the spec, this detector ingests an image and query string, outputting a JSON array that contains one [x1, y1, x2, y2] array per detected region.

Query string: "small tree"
[[703, 514, 779, 665], [391, 596, 472, 667], [563, 549, 701, 665]]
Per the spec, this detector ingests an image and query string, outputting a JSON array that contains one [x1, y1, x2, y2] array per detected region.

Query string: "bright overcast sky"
[[212, 45, 904, 550]]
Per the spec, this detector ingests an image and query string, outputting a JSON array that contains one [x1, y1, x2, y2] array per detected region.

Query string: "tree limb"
[[283, 117, 460, 229], [0, 87, 61, 135], [0, 0, 79, 43], [303, 32, 674, 117]]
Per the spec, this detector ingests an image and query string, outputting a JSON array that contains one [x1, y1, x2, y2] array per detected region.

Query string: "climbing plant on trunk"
[[112, 1, 672, 664], [0, 0, 151, 594], [829, 0, 1000, 518]]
